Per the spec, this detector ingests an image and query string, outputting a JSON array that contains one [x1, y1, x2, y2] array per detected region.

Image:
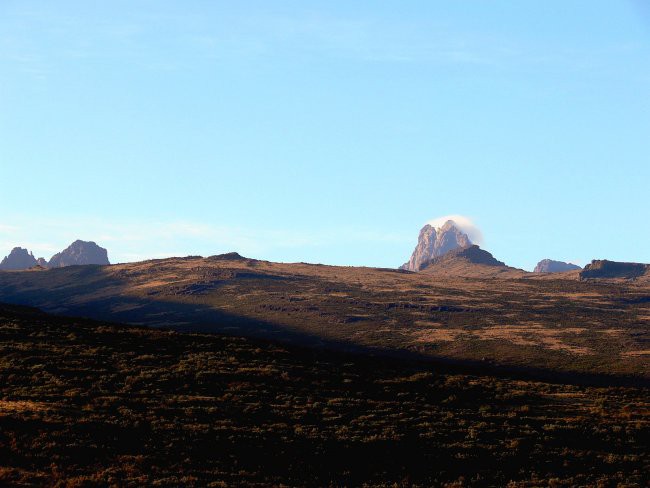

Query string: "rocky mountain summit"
[[534, 259, 581, 273], [400, 220, 471, 271], [0, 247, 38, 271], [48, 240, 110, 268]]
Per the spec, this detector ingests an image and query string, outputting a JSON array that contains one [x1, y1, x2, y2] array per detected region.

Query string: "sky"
[[1, 1, 649, 270]]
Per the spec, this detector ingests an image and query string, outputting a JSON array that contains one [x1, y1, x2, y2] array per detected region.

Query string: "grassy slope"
[[0, 304, 648, 487], [0, 256, 648, 378]]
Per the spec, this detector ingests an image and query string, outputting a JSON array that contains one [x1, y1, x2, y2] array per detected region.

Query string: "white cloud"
[[426, 214, 484, 245]]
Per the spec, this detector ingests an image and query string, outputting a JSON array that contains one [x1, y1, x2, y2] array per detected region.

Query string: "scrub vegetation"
[[0, 304, 647, 487]]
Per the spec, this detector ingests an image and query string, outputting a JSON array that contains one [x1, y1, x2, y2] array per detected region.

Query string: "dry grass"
[[0, 400, 52, 414]]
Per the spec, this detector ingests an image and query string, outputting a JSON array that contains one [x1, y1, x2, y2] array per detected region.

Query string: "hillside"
[[0, 255, 648, 379], [0, 303, 647, 486]]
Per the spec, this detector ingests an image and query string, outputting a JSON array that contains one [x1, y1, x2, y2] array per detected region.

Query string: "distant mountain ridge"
[[534, 259, 581, 273], [400, 220, 472, 271]]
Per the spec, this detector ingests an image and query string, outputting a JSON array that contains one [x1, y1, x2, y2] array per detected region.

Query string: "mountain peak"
[[0, 247, 37, 271], [400, 220, 472, 271], [48, 240, 110, 268], [438, 219, 458, 232]]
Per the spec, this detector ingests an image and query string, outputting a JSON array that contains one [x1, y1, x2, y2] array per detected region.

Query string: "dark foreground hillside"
[[0, 304, 648, 487]]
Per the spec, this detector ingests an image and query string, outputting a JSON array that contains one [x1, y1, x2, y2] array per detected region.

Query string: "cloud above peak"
[[426, 214, 483, 245]]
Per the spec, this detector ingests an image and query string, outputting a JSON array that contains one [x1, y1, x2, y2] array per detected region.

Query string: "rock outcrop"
[[0, 247, 38, 271], [48, 240, 110, 268], [421, 245, 506, 270], [400, 220, 471, 271], [208, 252, 246, 261], [534, 259, 581, 273], [580, 260, 649, 280]]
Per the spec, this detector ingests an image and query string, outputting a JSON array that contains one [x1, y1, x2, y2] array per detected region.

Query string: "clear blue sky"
[[1, 1, 649, 270]]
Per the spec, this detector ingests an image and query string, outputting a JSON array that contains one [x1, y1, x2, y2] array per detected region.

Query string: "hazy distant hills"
[[0, 240, 109, 270]]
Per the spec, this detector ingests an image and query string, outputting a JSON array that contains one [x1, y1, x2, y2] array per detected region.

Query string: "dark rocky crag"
[[534, 259, 581, 273], [0, 247, 38, 271], [48, 240, 110, 268], [400, 220, 472, 271]]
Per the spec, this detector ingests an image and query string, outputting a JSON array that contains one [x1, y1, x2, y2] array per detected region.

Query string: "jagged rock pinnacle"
[[400, 220, 472, 271]]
